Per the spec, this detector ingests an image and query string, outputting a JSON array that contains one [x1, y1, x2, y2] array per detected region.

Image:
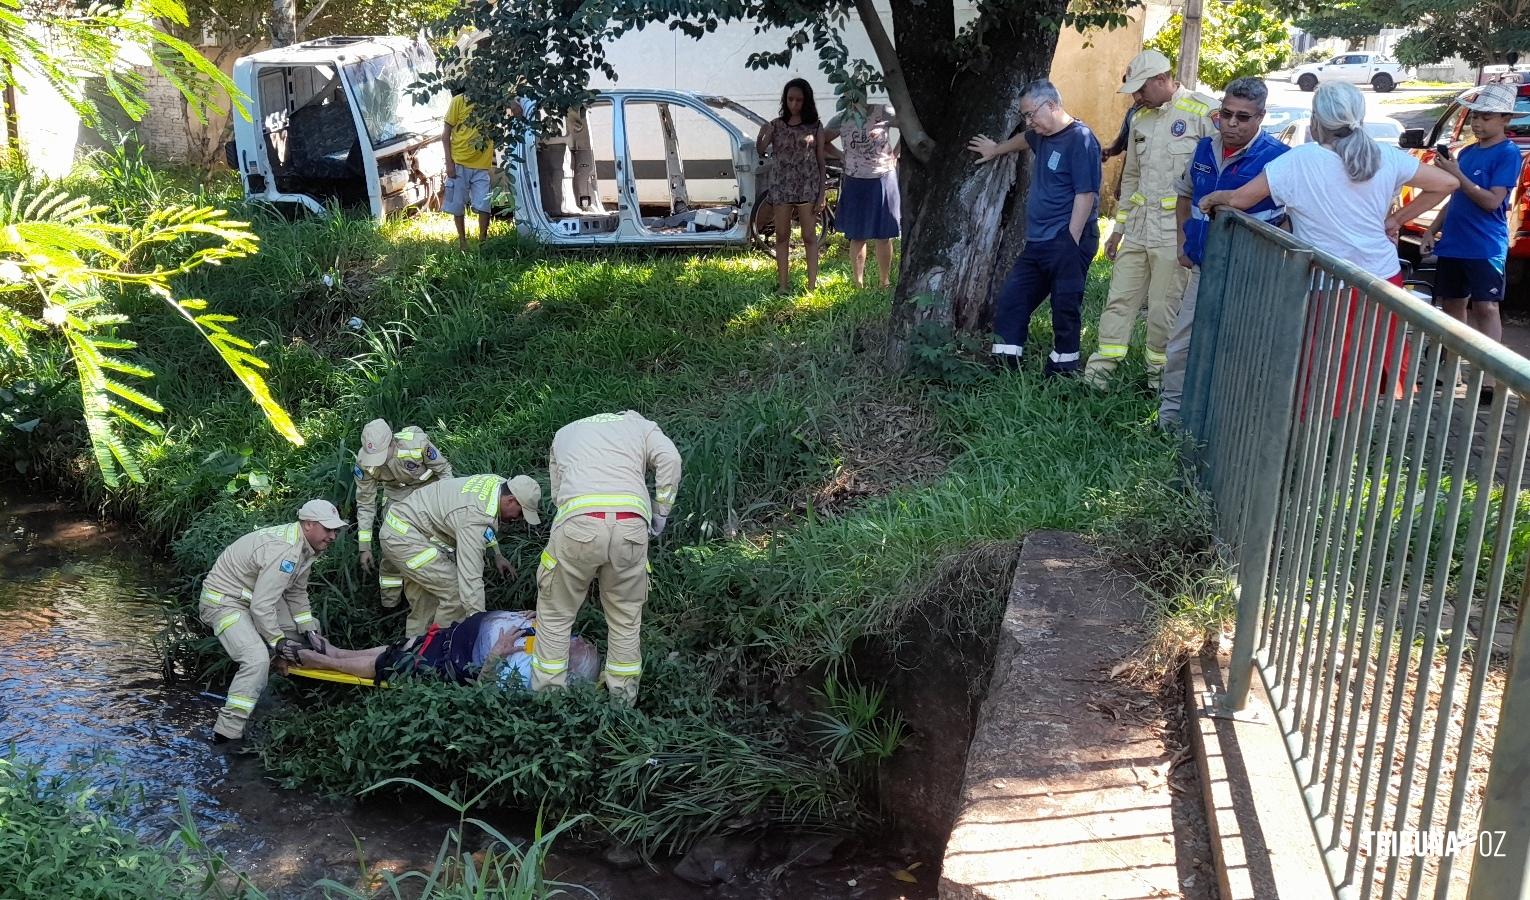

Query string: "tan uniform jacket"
[[388, 475, 503, 608], [1115, 86, 1218, 247], [354, 426, 453, 545], [202, 523, 319, 645], [548, 411, 682, 524]]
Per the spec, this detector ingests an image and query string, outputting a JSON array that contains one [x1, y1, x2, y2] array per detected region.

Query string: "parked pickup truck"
[[1397, 78, 1530, 303], [1292, 52, 1406, 93]]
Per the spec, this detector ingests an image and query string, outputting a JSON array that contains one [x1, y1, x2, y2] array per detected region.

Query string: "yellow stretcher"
[[286, 666, 383, 688]]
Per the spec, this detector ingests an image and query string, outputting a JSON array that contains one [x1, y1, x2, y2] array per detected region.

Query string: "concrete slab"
[[938, 531, 1208, 900], [1185, 650, 1334, 900]]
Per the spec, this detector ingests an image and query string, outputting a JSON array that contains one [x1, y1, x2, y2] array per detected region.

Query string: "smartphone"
[[1435, 143, 1453, 160]]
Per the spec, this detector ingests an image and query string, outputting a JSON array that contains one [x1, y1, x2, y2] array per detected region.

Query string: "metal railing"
[[1183, 210, 1530, 900]]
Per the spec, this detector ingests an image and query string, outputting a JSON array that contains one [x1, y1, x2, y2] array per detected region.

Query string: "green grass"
[[1, 155, 1210, 856]]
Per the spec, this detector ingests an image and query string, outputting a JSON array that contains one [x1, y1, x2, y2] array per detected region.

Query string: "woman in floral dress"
[[757, 78, 828, 293]]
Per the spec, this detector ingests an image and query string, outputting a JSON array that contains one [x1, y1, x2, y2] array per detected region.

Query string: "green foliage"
[[0, 0, 242, 128], [1145, 2, 1292, 90], [0, 752, 583, 898], [1284, 0, 1527, 67]]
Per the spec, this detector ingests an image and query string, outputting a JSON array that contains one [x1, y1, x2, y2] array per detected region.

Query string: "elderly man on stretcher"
[[285, 610, 600, 688]]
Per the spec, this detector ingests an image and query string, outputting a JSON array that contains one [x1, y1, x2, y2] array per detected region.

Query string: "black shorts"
[[374, 635, 426, 682], [1435, 257, 1506, 303]]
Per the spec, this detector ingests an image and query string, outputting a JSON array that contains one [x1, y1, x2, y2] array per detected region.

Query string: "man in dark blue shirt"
[[970, 79, 1103, 376]]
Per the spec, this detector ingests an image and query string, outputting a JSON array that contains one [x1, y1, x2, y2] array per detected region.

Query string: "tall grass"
[[2, 154, 1213, 854]]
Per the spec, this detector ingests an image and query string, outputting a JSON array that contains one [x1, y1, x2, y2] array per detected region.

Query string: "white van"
[[228, 36, 449, 219]]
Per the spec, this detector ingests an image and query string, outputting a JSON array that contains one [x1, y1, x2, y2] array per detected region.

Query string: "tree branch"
[[299, 0, 332, 32], [852, 0, 934, 163]]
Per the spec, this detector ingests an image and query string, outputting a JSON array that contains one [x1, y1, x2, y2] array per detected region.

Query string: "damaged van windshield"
[[343, 43, 449, 148]]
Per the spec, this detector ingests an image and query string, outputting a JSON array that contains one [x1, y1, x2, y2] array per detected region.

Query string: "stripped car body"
[[512, 90, 768, 247]]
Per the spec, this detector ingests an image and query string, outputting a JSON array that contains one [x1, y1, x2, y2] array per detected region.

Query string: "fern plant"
[[0, 181, 301, 486]]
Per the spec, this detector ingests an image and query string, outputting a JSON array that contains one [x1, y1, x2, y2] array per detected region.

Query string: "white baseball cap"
[[506, 475, 542, 525], [298, 499, 348, 530], [357, 418, 393, 467]]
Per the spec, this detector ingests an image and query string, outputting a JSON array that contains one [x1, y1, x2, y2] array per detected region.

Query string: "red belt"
[[583, 511, 644, 520]]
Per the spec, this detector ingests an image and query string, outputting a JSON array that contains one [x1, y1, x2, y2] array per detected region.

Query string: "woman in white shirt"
[[826, 102, 900, 289], [1198, 81, 1457, 409], [1199, 81, 1456, 281]]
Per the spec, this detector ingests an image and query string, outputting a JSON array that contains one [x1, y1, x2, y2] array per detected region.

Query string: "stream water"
[[0, 487, 931, 899]]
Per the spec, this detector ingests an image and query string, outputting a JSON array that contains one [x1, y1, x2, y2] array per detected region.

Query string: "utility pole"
[[1178, 0, 1205, 88]]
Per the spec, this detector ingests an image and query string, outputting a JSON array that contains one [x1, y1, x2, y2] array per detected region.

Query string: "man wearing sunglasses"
[[1159, 76, 1289, 429]]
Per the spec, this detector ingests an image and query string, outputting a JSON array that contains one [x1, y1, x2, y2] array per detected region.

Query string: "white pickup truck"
[[1292, 52, 1406, 93]]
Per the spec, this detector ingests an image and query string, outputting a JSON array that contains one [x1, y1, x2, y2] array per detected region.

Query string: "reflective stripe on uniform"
[[605, 659, 642, 677], [379, 576, 404, 588], [1175, 96, 1210, 116], [394, 429, 416, 440], [384, 510, 410, 535], [396, 449, 423, 460], [532, 654, 567, 675], [460, 475, 504, 515], [293, 612, 315, 626], [224, 693, 257, 712], [358, 529, 373, 543], [1145, 349, 1168, 365], [1049, 351, 1080, 363], [1095, 343, 1129, 359], [214, 612, 241, 635], [418, 469, 433, 481], [655, 486, 676, 505], [991, 343, 1022, 356], [554, 492, 651, 524], [405, 547, 439, 569], [202, 587, 254, 605], [1159, 197, 1177, 210], [540, 550, 557, 570], [1115, 209, 1129, 223], [577, 412, 623, 424], [1128, 192, 1147, 207]]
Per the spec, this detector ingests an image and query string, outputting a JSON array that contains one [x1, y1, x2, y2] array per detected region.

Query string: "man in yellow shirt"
[[442, 93, 519, 251]]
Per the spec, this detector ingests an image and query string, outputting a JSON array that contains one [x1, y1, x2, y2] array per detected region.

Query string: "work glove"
[[273, 637, 303, 665], [304, 632, 330, 654], [648, 513, 667, 539]]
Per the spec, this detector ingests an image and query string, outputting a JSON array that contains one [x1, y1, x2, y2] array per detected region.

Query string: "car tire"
[[1298, 74, 1318, 92], [1372, 73, 1395, 93]]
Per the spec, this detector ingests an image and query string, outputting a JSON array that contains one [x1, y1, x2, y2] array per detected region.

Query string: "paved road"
[[1257, 75, 1459, 132]]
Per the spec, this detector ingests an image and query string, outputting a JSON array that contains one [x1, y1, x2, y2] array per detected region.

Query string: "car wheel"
[[1371, 73, 1395, 93], [1298, 74, 1318, 92]]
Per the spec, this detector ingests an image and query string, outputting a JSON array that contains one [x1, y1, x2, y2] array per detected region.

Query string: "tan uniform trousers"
[[1085, 242, 1190, 387], [531, 512, 649, 706], [376, 502, 405, 608], [380, 533, 482, 636], [198, 599, 301, 739]]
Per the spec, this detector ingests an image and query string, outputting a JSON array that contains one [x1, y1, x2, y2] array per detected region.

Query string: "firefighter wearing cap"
[[531, 411, 681, 707], [379, 474, 542, 636], [1085, 49, 1218, 388], [198, 499, 348, 743], [353, 419, 457, 608]]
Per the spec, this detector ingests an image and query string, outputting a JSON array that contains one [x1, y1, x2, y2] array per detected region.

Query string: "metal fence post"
[[1218, 240, 1312, 711], [1466, 555, 1530, 900], [1182, 213, 1234, 441]]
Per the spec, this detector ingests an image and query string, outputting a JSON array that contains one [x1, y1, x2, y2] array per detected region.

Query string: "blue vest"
[[1183, 132, 1289, 266]]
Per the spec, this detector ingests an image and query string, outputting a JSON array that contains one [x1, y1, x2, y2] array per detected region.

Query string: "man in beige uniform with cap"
[[531, 411, 681, 706], [1085, 50, 1217, 388], [379, 473, 542, 635], [199, 499, 347, 743], [354, 418, 477, 607]]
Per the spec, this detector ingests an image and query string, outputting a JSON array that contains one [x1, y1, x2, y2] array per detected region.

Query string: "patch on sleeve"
[[353, 464, 364, 480], [280, 559, 296, 574], [483, 527, 497, 544], [426, 446, 438, 461]]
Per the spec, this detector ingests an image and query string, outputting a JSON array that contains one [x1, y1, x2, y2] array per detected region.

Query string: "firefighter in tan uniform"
[[531, 411, 681, 707], [379, 473, 542, 635], [198, 499, 347, 743], [353, 418, 462, 607], [1085, 50, 1218, 387]]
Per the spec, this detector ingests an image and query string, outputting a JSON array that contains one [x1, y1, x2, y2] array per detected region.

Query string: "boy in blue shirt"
[[1424, 82, 1525, 404], [969, 80, 1103, 377]]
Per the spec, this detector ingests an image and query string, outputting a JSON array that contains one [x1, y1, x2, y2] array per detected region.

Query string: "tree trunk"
[[270, 0, 299, 47], [884, 5, 1070, 370]]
